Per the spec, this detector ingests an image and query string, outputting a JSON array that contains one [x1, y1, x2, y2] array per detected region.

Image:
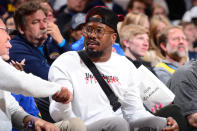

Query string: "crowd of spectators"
[[1, 0, 197, 131]]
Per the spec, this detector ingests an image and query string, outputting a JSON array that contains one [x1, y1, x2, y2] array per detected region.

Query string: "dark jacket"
[[9, 33, 70, 122], [10, 34, 70, 79]]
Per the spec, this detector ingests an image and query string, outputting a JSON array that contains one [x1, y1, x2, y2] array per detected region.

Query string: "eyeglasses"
[[82, 26, 114, 38], [0, 27, 12, 34]]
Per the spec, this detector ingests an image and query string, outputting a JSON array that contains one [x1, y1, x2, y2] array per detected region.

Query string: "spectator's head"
[[14, 1, 48, 47], [5, 15, 15, 30], [67, 0, 88, 13], [83, 6, 118, 59], [0, 17, 12, 60], [152, 3, 167, 17], [127, 0, 146, 14], [192, 0, 197, 6], [179, 21, 197, 49], [149, 15, 171, 50], [190, 6, 197, 26], [158, 26, 188, 62], [71, 13, 86, 41], [119, 24, 149, 60], [39, 0, 56, 23], [27, 0, 56, 23], [62, 13, 86, 45], [119, 12, 149, 32]]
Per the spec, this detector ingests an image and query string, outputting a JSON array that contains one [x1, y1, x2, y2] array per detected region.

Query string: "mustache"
[[36, 29, 47, 38], [86, 39, 100, 46], [177, 44, 186, 49]]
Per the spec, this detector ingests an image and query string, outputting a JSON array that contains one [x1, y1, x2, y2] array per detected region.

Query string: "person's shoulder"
[[112, 52, 137, 69], [167, 61, 196, 89], [10, 35, 30, 48], [62, 50, 79, 56], [0, 57, 4, 63], [10, 34, 23, 42], [53, 51, 79, 63], [111, 52, 126, 61], [51, 51, 81, 70], [174, 60, 196, 76], [153, 62, 172, 77], [154, 61, 170, 71]]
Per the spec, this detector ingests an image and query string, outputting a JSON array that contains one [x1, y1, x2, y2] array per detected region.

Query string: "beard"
[[166, 44, 187, 61], [85, 48, 103, 59], [85, 38, 103, 58]]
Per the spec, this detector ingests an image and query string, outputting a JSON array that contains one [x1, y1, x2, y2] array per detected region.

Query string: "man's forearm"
[[0, 57, 61, 97]]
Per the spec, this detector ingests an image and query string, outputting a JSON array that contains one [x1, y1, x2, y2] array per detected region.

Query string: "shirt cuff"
[[11, 110, 29, 129], [58, 39, 66, 47]]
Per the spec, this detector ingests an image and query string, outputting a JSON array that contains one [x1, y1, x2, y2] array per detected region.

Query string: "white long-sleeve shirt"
[[0, 57, 62, 130], [0, 57, 61, 97], [49, 51, 158, 125]]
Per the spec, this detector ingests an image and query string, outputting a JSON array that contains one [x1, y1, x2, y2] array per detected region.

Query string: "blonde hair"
[[149, 15, 171, 51], [152, 3, 168, 16], [119, 12, 149, 32], [119, 24, 149, 50]]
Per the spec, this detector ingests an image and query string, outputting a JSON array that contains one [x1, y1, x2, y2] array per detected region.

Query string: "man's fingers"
[[21, 59, 25, 65], [62, 91, 72, 104], [11, 60, 20, 70], [159, 104, 163, 109], [60, 88, 71, 103], [155, 104, 159, 110], [52, 87, 72, 104], [52, 92, 59, 100], [151, 107, 156, 113], [41, 124, 51, 131], [16, 61, 23, 70], [11, 60, 16, 64], [163, 117, 178, 131], [35, 125, 42, 131], [10, 60, 25, 71]]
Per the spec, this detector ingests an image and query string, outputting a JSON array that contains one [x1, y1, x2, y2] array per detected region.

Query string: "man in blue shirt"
[[9, 1, 70, 122]]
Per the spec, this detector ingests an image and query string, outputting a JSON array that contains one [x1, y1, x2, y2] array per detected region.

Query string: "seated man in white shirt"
[[48, 6, 178, 131]]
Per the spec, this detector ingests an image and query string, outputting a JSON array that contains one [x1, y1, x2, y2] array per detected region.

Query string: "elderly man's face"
[[0, 19, 12, 60], [166, 28, 188, 60], [19, 9, 48, 47]]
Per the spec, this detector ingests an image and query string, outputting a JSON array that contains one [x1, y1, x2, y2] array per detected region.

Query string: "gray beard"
[[168, 51, 184, 62]]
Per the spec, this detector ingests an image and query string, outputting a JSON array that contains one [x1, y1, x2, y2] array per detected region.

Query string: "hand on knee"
[[187, 113, 197, 128]]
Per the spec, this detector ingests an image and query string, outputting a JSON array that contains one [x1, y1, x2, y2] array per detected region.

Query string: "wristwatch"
[[24, 118, 35, 129]]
